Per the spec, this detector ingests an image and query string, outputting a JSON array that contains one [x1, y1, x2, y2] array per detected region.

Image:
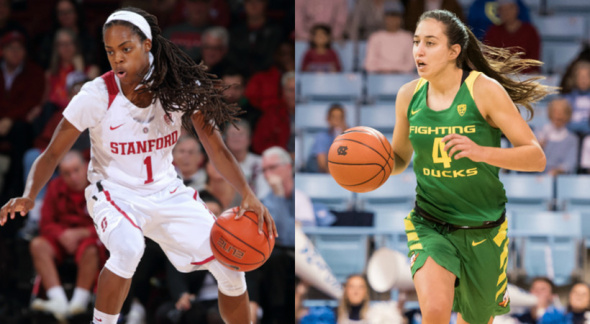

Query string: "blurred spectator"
[[0, 30, 44, 200], [559, 46, 590, 95], [306, 104, 347, 173], [221, 69, 262, 132], [564, 282, 590, 324], [251, 71, 294, 155], [37, 0, 97, 70], [468, 0, 531, 40], [563, 60, 590, 135], [200, 26, 232, 77], [245, 41, 294, 113], [46, 28, 99, 111], [20, 70, 89, 238], [224, 120, 270, 198], [535, 98, 579, 176], [205, 160, 240, 209], [163, 0, 212, 62], [295, 0, 348, 41], [154, 190, 223, 324], [199, 189, 224, 216], [160, 0, 231, 29], [404, 0, 465, 33], [295, 278, 310, 322], [364, 2, 414, 73], [173, 135, 207, 191], [0, 0, 27, 40], [246, 146, 294, 323], [336, 274, 372, 323], [301, 24, 342, 73], [347, 0, 403, 42], [29, 151, 104, 320], [155, 263, 222, 324], [228, 0, 284, 78], [483, 0, 540, 74], [580, 136, 590, 173], [513, 277, 566, 323]]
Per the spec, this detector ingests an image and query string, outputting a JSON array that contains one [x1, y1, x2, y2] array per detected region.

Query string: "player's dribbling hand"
[[236, 190, 278, 238], [442, 134, 486, 162], [0, 197, 34, 226]]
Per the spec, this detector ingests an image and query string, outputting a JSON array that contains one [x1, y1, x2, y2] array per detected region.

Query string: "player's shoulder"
[[397, 78, 422, 101], [472, 72, 506, 97], [77, 73, 110, 101]]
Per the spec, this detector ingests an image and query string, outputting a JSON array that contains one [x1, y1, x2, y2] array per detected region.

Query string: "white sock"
[[46, 286, 68, 303], [70, 287, 90, 306], [93, 309, 119, 324]]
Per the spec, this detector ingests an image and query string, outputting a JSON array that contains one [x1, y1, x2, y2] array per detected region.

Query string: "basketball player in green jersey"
[[390, 10, 554, 324]]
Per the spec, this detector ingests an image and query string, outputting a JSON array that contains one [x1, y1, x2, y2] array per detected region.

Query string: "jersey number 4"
[[432, 137, 452, 168], [143, 156, 154, 184]]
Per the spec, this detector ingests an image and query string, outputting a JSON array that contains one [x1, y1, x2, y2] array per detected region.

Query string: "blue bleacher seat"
[[547, 0, 590, 13], [359, 104, 396, 134], [310, 231, 369, 282], [299, 73, 363, 102], [295, 41, 309, 73], [366, 74, 417, 104], [556, 175, 590, 240], [511, 211, 582, 285], [333, 41, 355, 72], [296, 103, 357, 131], [500, 173, 553, 212], [532, 15, 586, 41], [295, 173, 354, 210], [541, 42, 582, 74]]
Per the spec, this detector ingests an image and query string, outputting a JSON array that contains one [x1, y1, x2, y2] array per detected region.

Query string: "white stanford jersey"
[[64, 71, 185, 195]]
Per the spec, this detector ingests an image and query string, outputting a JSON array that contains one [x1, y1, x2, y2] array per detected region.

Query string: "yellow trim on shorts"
[[404, 218, 415, 231], [407, 232, 419, 242], [496, 238, 510, 298], [409, 243, 423, 251], [496, 280, 508, 300], [493, 220, 508, 247]]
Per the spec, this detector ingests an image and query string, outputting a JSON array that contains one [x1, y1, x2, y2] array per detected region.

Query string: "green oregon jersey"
[[408, 70, 507, 226]]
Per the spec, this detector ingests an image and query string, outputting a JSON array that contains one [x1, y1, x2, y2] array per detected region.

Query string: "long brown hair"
[[337, 274, 370, 323], [103, 7, 240, 132], [418, 10, 555, 119]]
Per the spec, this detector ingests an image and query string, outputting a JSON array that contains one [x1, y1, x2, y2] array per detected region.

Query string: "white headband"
[[105, 10, 152, 40]]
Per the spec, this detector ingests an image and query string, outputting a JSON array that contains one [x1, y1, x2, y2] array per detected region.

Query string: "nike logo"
[[109, 124, 124, 130], [472, 239, 486, 246], [94, 317, 103, 322], [411, 108, 422, 115], [170, 187, 178, 194]]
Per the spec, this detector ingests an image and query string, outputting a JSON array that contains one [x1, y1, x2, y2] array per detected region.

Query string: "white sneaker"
[[68, 301, 87, 316], [126, 301, 146, 324], [31, 297, 68, 321]]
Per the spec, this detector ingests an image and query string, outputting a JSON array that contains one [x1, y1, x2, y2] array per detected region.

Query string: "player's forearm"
[[23, 151, 60, 200], [481, 144, 546, 172], [210, 144, 251, 196], [391, 152, 411, 175]]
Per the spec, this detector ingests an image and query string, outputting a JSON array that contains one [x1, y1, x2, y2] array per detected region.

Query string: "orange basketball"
[[210, 207, 275, 272], [328, 126, 394, 193]]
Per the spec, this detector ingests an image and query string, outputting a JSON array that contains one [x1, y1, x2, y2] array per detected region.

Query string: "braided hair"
[[103, 7, 240, 132]]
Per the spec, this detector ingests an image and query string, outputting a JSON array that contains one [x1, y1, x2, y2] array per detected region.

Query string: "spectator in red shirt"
[[251, 71, 294, 155], [0, 31, 45, 200], [484, 0, 540, 73], [29, 150, 105, 321], [301, 24, 342, 73]]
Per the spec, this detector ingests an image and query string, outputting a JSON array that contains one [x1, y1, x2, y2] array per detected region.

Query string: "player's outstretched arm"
[[391, 80, 417, 175], [191, 111, 278, 238], [442, 75, 546, 172], [0, 118, 81, 226]]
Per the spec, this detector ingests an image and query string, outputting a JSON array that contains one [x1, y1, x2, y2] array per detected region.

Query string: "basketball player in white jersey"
[[0, 7, 277, 324]]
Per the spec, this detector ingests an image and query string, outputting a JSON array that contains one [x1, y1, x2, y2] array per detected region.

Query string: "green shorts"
[[404, 210, 510, 324]]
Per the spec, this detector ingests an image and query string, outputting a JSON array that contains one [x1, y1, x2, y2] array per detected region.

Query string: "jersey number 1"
[[144, 156, 154, 184], [432, 138, 452, 168]]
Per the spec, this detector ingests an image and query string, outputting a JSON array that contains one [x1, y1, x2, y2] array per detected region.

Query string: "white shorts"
[[85, 178, 217, 273]]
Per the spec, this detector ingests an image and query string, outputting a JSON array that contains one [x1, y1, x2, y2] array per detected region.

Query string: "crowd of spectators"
[[0, 0, 294, 323]]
